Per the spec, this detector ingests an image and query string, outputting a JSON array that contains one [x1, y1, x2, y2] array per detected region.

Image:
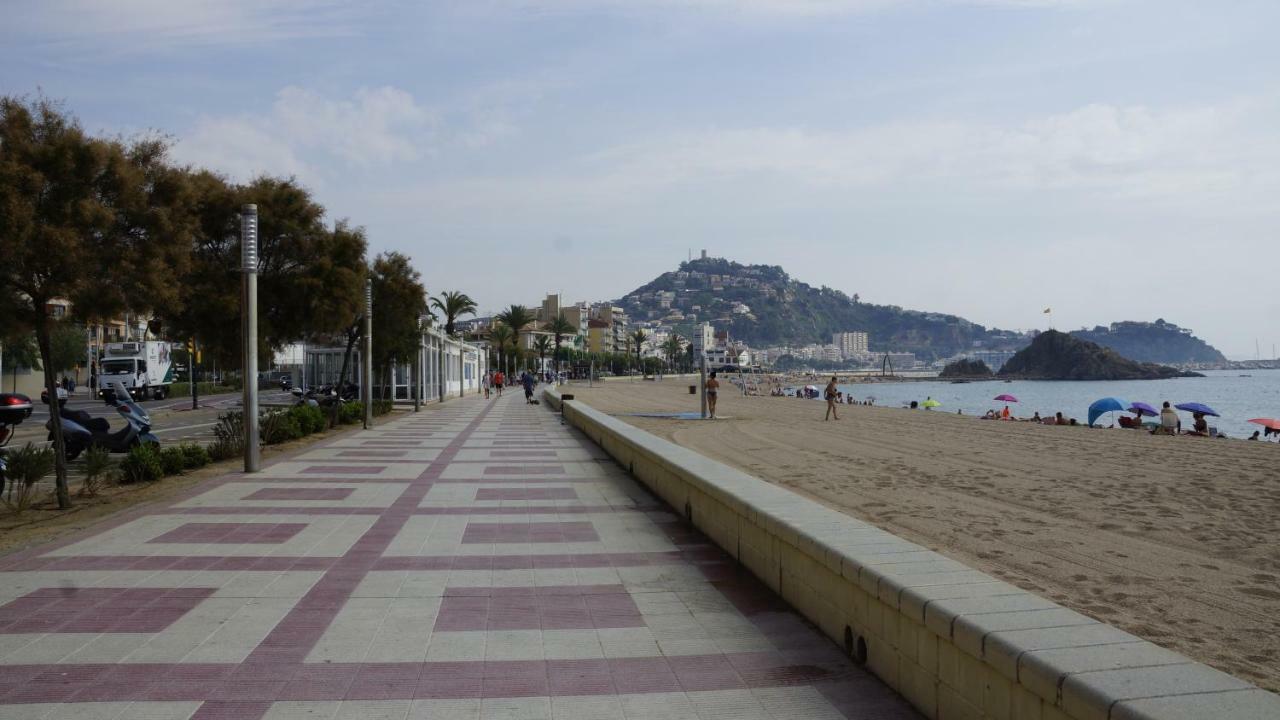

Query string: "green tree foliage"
[[370, 251, 428, 374], [662, 334, 685, 371], [532, 335, 552, 373], [431, 291, 477, 336], [47, 321, 86, 375], [629, 329, 647, 375], [547, 314, 575, 369], [0, 95, 194, 508], [998, 330, 1196, 380], [165, 174, 368, 368], [938, 358, 992, 378], [489, 324, 514, 376]]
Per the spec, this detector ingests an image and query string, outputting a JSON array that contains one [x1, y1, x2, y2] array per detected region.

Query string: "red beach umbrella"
[[1247, 418, 1280, 430], [994, 394, 1018, 402]]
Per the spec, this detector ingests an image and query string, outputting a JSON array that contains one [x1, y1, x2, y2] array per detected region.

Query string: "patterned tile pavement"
[[0, 394, 920, 719]]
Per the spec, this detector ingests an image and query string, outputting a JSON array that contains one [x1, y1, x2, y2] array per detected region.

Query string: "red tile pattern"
[[0, 587, 215, 633], [434, 584, 643, 630], [243, 488, 356, 501], [460, 521, 599, 544], [149, 522, 308, 544], [474, 487, 577, 501]]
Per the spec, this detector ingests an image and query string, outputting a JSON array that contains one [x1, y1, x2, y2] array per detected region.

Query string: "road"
[[7, 389, 297, 448]]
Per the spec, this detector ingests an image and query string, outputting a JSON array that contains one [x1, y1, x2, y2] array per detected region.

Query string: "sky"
[[3, 0, 1278, 358]]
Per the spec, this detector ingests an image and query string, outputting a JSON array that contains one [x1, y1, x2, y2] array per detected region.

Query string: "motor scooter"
[[0, 393, 34, 496], [46, 381, 159, 460]]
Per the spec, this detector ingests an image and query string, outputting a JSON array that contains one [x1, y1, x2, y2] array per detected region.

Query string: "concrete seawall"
[[545, 387, 1280, 720]]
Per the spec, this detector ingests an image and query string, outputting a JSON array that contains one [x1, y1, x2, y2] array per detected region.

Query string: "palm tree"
[[662, 334, 685, 372], [547, 314, 576, 377], [495, 304, 535, 373], [630, 329, 647, 376], [431, 291, 477, 336], [430, 291, 477, 399], [530, 335, 552, 378], [490, 324, 514, 381]]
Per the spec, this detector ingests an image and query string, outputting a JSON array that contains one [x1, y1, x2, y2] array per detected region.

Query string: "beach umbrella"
[[1128, 402, 1159, 417], [1087, 397, 1129, 427], [922, 399, 942, 408], [994, 394, 1018, 402], [1247, 418, 1280, 430], [1175, 402, 1219, 417]]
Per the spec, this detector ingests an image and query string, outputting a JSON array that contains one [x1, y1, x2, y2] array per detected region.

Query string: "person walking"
[[493, 370, 505, 398], [521, 370, 536, 404], [824, 376, 839, 421], [483, 371, 491, 399], [705, 371, 720, 419]]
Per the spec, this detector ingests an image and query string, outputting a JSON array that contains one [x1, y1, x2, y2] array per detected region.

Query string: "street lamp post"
[[363, 279, 373, 429], [414, 314, 425, 412], [240, 204, 260, 472]]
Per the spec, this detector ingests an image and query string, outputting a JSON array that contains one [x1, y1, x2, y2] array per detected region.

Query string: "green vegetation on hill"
[[998, 330, 1201, 380], [940, 359, 993, 378], [618, 257, 1024, 360], [1070, 320, 1226, 365]]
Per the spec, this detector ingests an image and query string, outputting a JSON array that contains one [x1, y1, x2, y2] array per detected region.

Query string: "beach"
[[565, 379, 1280, 692]]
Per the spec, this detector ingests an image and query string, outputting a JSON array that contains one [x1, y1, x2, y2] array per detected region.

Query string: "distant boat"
[[950, 380, 970, 384], [1240, 374, 1253, 377]]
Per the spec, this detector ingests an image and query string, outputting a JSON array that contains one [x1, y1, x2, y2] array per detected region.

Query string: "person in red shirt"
[[493, 371, 505, 397]]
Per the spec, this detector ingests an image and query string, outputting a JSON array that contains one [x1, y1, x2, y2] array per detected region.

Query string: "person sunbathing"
[[1152, 401, 1180, 435], [1186, 412, 1209, 436]]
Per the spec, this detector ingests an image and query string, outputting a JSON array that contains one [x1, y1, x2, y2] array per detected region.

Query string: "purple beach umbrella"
[[1175, 402, 1220, 417], [1128, 402, 1159, 417], [994, 394, 1018, 402]]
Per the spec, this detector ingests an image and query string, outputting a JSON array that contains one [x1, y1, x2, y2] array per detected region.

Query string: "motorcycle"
[[0, 393, 34, 496], [46, 381, 159, 460]]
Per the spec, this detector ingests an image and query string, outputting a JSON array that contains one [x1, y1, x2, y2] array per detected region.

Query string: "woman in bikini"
[[705, 371, 720, 419], [824, 376, 839, 421]]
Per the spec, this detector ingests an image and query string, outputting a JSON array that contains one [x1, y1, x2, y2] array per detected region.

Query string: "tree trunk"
[[332, 324, 358, 427], [35, 318, 71, 509]]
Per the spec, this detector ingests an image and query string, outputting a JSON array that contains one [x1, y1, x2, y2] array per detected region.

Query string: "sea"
[[793, 369, 1280, 439]]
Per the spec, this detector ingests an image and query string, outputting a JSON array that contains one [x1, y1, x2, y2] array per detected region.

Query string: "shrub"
[[180, 443, 211, 469], [338, 402, 364, 425], [260, 409, 301, 445], [209, 411, 245, 461], [2, 443, 55, 514], [118, 444, 163, 484], [288, 404, 326, 435], [159, 447, 188, 476], [372, 400, 394, 416], [80, 445, 112, 497]]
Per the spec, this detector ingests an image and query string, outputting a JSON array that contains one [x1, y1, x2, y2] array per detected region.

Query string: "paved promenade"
[[0, 394, 918, 719]]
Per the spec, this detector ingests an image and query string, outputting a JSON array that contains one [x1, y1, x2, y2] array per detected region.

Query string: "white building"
[[833, 331, 869, 357]]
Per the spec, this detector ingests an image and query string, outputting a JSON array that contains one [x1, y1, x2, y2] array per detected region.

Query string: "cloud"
[[490, 0, 1094, 19], [173, 86, 436, 182], [6, 0, 361, 51], [563, 99, 1278, 205]]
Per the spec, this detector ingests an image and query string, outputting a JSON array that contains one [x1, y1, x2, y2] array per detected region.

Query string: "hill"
[[1070, 320, 1226, 365], [998, 330, 1201, 380], [616, 257, 1024, 360]]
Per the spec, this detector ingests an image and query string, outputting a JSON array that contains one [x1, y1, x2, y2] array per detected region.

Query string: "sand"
[[567, 379, 1280, 691]]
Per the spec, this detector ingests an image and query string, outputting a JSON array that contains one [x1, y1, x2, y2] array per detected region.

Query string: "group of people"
[[981, 408, 1075, 425], [482, 370, 540, 404]]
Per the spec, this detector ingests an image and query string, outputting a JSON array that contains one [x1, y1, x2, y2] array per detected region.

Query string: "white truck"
[[97, 341, 175, 400]]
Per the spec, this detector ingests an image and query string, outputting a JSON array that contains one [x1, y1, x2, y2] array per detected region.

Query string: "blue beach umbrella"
[[1087, 397, 1129, 427], [1175, 402, 1220, 417]]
